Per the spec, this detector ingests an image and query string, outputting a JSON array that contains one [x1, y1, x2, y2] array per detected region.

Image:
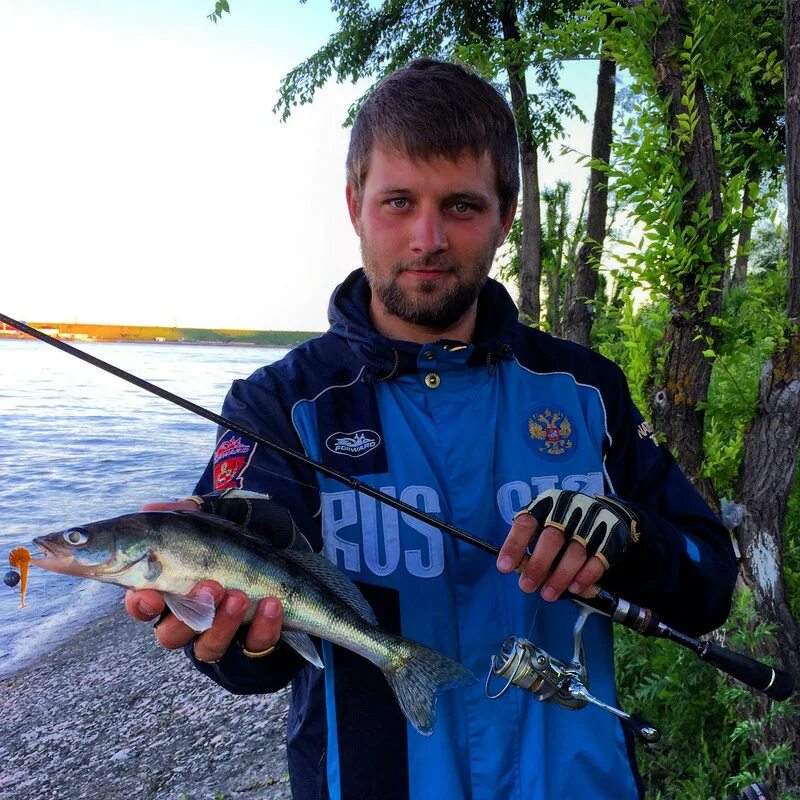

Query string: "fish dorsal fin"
[[281, 550, 378, 626], [163, 590, 216, 632], [281, 630, 324, 668]]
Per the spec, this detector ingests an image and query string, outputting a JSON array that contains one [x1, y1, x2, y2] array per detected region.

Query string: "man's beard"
[[361, 240, 499, 332]]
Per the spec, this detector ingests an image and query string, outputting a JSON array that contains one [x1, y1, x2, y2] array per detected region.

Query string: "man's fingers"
[[243, 598, 283, 653], [567, 556, 606, 598], [540, 541, 592, 601], [192, 589, 251, 663], [497, 513, 538, 574], [125, 589, 165, 621], [517, 526, 565, 593]]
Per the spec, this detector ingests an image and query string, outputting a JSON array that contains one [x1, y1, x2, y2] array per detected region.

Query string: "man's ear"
[[498, 199, 518, 246], [345, 183, 361, 236]]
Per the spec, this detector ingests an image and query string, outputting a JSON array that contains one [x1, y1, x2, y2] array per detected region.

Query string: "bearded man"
[[127, 59, 736, 800]]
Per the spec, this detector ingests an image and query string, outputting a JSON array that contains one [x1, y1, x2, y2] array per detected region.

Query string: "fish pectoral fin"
[[281, 630, 323, 669], [163, 592, 216, 633]]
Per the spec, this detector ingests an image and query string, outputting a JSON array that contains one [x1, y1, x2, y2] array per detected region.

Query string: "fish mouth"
[[32, 537, 60, 561], [31, 538, 78, 574]]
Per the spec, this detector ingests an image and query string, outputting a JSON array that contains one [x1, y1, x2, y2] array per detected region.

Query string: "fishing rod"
[[1, 311, 794, 716]]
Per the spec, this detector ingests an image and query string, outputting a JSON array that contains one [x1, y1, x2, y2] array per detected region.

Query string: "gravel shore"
[[0, 605, 292, 800]]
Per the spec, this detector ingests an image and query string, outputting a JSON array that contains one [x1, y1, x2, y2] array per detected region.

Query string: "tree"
[[542, 180, 570, 334], [705, 3, 785, 290], [729, 0, 800, 790], [562, 55, 617, 346]]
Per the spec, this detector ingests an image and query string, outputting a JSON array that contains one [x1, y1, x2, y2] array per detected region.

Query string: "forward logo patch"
[[325, 429, 381, 458]]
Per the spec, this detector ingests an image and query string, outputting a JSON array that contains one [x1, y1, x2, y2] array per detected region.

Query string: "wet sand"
[[0, 605, 292, 800]]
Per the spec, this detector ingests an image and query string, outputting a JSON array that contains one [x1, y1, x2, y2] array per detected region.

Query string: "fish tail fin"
[[383, 640, 475, 736]]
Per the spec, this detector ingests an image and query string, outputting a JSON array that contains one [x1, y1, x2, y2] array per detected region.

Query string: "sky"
[[0, 1, 599, 332]]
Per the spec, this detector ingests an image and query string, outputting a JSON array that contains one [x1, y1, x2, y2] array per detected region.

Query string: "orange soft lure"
[[9, 546, 31, 608]]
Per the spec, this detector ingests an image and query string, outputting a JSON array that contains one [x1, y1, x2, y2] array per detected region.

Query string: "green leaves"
[[207, 0, 230, 24]]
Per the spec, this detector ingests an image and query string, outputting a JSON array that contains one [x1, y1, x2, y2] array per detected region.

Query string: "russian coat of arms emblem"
[[528, 408, 574, 456]]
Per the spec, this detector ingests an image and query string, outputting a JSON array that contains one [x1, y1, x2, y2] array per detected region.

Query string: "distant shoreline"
[[0, 336, 298, 348], [0, 322, 323, 348]]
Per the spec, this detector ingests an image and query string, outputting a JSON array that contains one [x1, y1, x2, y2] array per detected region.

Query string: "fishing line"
[[0, 310, 793, 702], [246, 462, 324, 496], [525, 592, 542, 642]]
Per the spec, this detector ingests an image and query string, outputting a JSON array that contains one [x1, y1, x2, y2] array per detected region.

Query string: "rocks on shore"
[[0, 606, 292, 800]]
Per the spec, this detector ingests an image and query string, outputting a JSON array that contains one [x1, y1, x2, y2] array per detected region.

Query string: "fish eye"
[[63, 528, 89, 546]]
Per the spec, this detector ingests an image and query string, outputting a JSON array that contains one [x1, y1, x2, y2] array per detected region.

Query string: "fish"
[[31, 507, 474, 735]]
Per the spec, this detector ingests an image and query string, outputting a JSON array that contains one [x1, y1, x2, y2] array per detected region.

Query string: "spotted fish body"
[[32, 510, 474, 734]]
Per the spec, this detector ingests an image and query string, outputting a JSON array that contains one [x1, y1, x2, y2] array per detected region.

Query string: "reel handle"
[[698, 642, 794, 701]]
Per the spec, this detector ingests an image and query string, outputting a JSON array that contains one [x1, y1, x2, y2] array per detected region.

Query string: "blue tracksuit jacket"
[[190, 269, 737, 800]]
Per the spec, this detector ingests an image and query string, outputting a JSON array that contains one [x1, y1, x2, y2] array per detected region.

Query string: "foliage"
[[785, 467, 800, 624], [272, 0, 586, 150], [594, 291, 667, 414], [701, 235, 789, 497], [615, 589, 797, 800], [207, 0, 230, 25]]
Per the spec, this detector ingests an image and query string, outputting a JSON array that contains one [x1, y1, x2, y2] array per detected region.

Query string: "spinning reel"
[[485, 605, 661, 743]]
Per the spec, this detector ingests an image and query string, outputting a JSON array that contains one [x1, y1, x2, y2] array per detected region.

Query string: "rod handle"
[[699, 642, 794, 700]]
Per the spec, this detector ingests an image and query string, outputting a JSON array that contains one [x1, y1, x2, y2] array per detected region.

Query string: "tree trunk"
[[731, 161, 761, 289], [546, 188, 568, 336], [563, 57, 617, 348], [731, 2, 800, 792], [733, 337, 800, 795], [500, 0, 542, 325], [560, 183, 589, 326], [648, 0, 725, 508]]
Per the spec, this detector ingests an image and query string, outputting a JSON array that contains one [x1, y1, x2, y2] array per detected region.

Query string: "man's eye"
[[453, 202, 473, 214], [389, 198, 408, 209]]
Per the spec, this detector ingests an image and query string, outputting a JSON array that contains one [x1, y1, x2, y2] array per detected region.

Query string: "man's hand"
[[123, 500, 283, 662], [496, 490, 640, 602]]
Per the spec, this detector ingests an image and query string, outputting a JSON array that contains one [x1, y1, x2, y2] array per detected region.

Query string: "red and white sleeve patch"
[[213, 432, 256, 491]]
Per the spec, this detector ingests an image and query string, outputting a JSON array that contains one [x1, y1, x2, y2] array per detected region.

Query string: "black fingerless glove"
[[191, 490, 303, 550], [518, 489, 640, 570]]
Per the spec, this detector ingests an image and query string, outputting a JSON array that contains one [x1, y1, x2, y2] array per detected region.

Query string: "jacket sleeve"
[[185, 370, 322, 693], [599, 365, 738, 637]]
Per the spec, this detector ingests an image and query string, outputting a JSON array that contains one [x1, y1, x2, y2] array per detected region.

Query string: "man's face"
[[346, 145, 515, 337]]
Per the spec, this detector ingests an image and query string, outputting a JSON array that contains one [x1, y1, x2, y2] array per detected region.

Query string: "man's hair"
[[346, 59, 520, 218]]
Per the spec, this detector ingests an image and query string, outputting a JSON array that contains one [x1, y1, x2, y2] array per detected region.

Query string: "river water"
[[0, 339, 290, 677]]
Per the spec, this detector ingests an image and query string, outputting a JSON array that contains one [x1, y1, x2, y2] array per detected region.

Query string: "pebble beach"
[[0, 605, 292, 800]]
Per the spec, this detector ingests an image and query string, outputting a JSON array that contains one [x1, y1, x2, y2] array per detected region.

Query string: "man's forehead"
[[363, 144, 496, 189], [370, 142, 490, 167]]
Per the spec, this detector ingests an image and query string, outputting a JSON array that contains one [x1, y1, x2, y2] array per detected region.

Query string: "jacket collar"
[[327, 269, 518, 382]]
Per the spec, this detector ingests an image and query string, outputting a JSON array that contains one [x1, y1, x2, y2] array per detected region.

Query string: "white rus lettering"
[[530, 475, 559, 495], [360, 487, 401, 577], [496, 480, 533, 526], [321, 491, 360, 572], [495, 473, 606, 524], [561, 472, 604, 494], [400, 485, 444, 578]]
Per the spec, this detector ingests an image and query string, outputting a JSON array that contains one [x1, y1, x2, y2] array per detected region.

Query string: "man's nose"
[[410, 210, 448, 254]]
